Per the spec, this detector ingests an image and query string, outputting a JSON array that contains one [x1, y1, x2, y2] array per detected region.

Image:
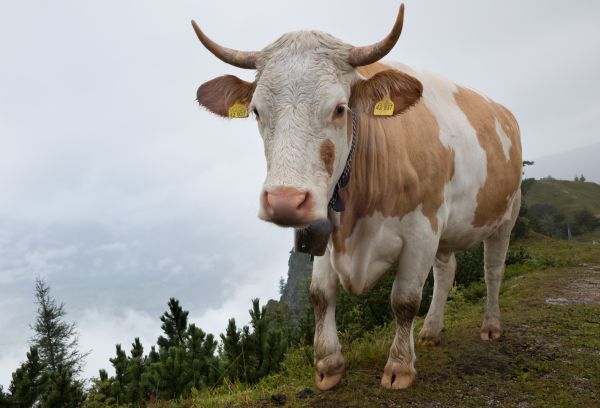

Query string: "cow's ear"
[[197, 75, 256, 118], [349, 70, 422, 117]]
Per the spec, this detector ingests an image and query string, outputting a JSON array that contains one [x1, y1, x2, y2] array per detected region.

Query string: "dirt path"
[[545, 263, 600, 306], [303, 264, 600, 407]]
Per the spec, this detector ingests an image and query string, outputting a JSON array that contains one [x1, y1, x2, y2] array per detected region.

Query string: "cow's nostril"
[[283, 191, 307, 210], [297, 192, 311, 211], [262, 191, 274, 216]]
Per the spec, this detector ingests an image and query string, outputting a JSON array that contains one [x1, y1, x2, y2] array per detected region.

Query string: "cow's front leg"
[[382, 247, 434, 390], [311, 250, 344, 390]]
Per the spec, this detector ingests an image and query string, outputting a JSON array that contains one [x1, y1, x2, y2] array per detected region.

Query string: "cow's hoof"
[[315, 372, 344, 391], [314, 354, 345, 391], [417, 328, 441, 346], [381, 361, 416, 390], [480, 317, 502, 341]]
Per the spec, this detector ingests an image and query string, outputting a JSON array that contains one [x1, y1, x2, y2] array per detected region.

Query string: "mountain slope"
[[524, 178, 600, 217]]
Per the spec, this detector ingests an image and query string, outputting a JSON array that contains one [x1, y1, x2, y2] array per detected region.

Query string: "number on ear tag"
[[373, 98, 394, 116], [228, 101, 249, 119]]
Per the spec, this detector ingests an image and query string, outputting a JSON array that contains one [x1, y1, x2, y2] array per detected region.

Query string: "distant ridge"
[[525, 142, 600, 183]]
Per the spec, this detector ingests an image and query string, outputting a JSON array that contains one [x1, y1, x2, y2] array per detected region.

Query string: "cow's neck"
[[332, 102, 455, 253]]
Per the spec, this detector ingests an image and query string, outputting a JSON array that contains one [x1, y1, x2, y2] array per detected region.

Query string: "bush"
[[418, 272, 434, 316], [572, 208, 600, 234], [455, 244, 484, 287], [506, 247, 531, 265], [528, 203, 568, 238], [335, 271, 395, 336], [512, 216, 530, 239], [460, 281, 487, 303], [520, 177, 536, 195]]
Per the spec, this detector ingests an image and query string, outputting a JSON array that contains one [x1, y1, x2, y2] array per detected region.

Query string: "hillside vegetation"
[[524, 178, 600, 216], [520, 178, 600, 240], [160, 236, 600, 407]]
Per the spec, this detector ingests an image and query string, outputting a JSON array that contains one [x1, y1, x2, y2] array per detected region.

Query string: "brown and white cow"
[[192, 3, 521, 391]]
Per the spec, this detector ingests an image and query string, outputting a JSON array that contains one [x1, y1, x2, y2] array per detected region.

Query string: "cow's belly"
[[327, 193, 517, 296], [438, 223, 495, 253], [329, 207, 439, 296], [438, 191, 519, 252]]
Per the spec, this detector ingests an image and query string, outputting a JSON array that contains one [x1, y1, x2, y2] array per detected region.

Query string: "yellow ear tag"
[[373, 98, 395, 116], [228, 101, 249, 119]]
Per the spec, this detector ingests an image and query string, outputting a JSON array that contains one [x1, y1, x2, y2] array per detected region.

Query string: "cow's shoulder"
[[334, 63, 455, 253]]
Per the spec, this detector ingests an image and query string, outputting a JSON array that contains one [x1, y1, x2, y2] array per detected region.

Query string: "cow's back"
[[344, 62, 522, 252]]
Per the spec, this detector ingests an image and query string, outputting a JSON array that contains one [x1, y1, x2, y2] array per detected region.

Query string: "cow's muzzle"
[[261, 187, 315, 227]]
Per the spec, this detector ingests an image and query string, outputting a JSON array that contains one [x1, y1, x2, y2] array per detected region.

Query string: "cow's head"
[[194, 3, 422, 228]]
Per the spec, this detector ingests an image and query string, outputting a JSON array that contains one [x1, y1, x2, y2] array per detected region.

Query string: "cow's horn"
[[191, 20, 258, 69], [348, 3, 405, 67]]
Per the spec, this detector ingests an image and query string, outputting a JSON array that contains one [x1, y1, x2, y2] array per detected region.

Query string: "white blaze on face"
[[252, 31, 357, 224]]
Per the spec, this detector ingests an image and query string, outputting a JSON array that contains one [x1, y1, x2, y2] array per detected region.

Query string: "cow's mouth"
[[269, 217, 316, 229], [294, 218, 333, 256]]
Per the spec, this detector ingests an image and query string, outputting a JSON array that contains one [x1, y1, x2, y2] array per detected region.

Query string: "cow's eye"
[[333, 104, 346, 119], [252, 107, 259, 118]]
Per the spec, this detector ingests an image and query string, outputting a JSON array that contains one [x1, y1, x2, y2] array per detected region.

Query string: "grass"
[[524, 178, 600, 216], [156, 236, 600, 407], [576, 227, 600, 242], [505, 233, 600, 277]]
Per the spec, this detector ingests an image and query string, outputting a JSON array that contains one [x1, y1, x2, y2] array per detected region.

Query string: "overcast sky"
[[1, 0, 599, 387]]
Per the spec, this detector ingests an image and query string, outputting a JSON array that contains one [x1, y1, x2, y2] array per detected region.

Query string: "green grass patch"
[[515, 234, 600, 266], [524, 179, 600, 216]]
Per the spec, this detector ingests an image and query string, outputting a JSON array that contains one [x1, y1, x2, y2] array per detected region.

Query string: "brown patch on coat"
[[309, 285, 328, 360], [196, 75, 256, 118], [391, 297, 420, 327], [350, 66, 423, 117], [389, 293, 420, 365], [331, 63, 455, 253], [390, 296, 420, 361], [454, 87, 522, 228], [320, 139, 335, 177], [357, 62, 390, 78]]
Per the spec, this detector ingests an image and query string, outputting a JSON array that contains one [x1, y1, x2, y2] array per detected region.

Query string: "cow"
[[192, 3, 522, 391]]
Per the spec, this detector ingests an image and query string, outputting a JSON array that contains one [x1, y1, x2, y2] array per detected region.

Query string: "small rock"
[[546, 297, 600, 305], [271, 393, 287, 405], [296, 388, 313, 399], [546, 297, 570, 305]]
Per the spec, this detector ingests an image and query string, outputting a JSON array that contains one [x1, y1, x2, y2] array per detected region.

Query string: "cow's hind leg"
[[418, 251, 456, 346], [311, 250, 345, 390], [481, 192, 521, 341], [382, 243, 435, 389]]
